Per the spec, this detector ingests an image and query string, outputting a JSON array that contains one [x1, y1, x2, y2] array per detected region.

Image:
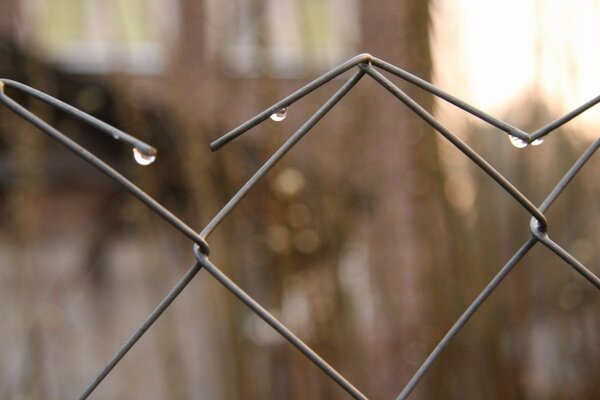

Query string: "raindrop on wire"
[[132, 148, 156, 166], [509, 135, 544, 148], [509, 135, 528, 148], [270, 107, 288, 122]]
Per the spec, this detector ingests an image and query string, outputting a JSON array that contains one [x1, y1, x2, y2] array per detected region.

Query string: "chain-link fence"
[[1, 53, 598, 399]]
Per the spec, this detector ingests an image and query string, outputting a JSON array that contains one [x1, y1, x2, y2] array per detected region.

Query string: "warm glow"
[[432, 0, 600, 137]]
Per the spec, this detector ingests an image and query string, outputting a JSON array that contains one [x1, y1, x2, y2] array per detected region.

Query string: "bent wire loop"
[[0, 79, 209, 255], [1, 51, 598, 400]]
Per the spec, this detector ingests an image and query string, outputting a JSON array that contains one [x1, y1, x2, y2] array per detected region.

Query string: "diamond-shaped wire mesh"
[[0, 53, 598, 399]]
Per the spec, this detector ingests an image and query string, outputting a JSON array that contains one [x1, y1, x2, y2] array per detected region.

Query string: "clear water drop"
[[509, 135, 528, 148], [132, 148, 156, 166], [531, 137, 544, 146], [270, 107, 288, 122]]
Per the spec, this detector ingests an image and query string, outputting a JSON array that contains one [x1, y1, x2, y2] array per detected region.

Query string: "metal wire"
[[395, 238, 538, 400], [0, 79, 210, 256], [360, 64, 547, 230], [201, 69, 365, 237], [78, 262, 204, 399], [194, 248, 369, 400], [1, 53, 598, 399]]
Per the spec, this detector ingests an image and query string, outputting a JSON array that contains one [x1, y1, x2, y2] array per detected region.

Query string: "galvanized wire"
[[1, 53, 598, 399], [0, 80, 210, 255]]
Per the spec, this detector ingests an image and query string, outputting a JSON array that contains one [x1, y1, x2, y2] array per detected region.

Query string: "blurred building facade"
[[0, 1, 598, 399]]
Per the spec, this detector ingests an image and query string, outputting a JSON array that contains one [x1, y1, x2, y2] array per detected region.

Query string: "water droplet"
[[531, 137, 544, 146], [509, 135, 528, 148], [132, 148, 156, 166], [270, 107, 288, 122]]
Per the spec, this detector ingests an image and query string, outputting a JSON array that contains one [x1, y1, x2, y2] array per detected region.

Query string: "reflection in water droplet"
[[509, 135, 528, 148], [531, 138, 544, 146], [270, 107, 288, 122], [132, 148, 156, 166]]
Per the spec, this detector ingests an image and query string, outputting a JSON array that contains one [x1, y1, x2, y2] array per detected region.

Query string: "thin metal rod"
[[524, 137, 600, 289], [395, 238, 537, 400], [78, 262, 203, 399], [0, 88, 210, 255], [370, 57, 530, 141], [0, 79, 156, 156], [194, 249, 369, 400], [76, 71, 364, 399], [209, 53, 373, 151], [201, 69, 365, 237], [531, 95, 600, 141], [531, 230, 600, 289], [361, 65, 547, 230], [539, 138, 599, 212], [3, 54, 596, 400]]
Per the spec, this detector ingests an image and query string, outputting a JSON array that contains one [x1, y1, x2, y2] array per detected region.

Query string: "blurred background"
[[0, 0, 599, 399]]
